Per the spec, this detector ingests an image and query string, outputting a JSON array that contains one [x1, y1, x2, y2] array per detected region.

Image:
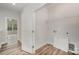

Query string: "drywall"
[[35, 7, 49, 49], [0, 8, 20, 46], [21, 7, 33, 53], [0, 17, 7, 46], [21, 3, 79, 53], [48, 4, 79, 51], [21, 3, 45, 53], [0, 8, 19, 18]]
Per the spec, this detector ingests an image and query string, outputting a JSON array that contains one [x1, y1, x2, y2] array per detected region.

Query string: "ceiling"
[[0, 3, 27, 13], [0, 3, 59, 13]]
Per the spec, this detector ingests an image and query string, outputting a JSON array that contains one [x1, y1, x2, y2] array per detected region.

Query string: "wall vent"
[[69, 43, 75, 51]]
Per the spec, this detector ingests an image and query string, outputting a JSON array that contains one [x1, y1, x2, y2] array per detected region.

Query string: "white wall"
[[48, 4, 79, 51], [0, 17, 7, 46], [35, 7, 49, 49], [21, 3, 79, 53], [21, 3, 45, 53], [0, 8, 19, 18], [0, 8, 20, 46]]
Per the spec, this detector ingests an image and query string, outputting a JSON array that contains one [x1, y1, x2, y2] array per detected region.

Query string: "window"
[[7, 18, 17, 34]]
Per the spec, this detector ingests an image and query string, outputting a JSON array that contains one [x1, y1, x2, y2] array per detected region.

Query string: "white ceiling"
[[0, 3, 60, 13], [0, 3, 27, 13]]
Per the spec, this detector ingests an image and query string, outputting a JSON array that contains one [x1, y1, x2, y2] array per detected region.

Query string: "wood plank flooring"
[[0, 42, 75, 55], [35, 44, 69, 55], [0, 43, 29, 55]]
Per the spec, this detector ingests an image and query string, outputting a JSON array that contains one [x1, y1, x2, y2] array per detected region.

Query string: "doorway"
[[7, 18, 17, 46]]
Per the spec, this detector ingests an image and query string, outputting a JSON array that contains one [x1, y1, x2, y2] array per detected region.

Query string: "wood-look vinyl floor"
[[0, 43, 74, 55], [35, 44, 69, 55], [0, 43, 29, 55]]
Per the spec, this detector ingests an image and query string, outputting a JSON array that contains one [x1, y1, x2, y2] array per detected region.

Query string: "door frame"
[[6, 17, 18, 46]]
